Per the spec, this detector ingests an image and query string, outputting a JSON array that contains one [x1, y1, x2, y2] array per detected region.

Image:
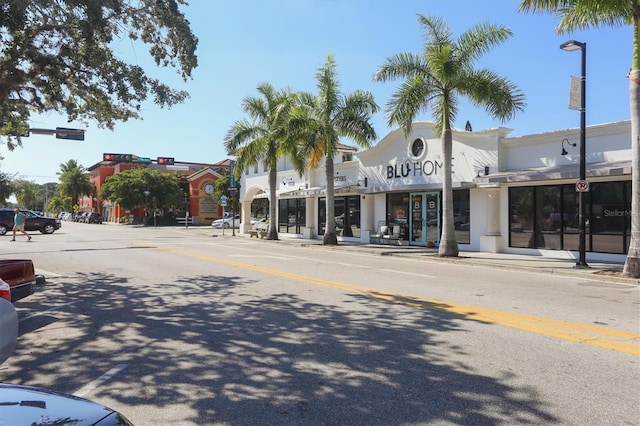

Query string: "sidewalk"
[[233, 233, 639, 286], [204, 227, 639, 284]]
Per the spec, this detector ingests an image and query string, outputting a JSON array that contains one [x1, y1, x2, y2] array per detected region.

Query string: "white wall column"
[[240, 200, 253, 233], [480, 186, 503, 253], [303, 196, 316, 239]]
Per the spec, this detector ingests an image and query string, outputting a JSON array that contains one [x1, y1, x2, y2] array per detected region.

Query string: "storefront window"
[[385, 191, 469, 244], [387, 193, 409, 240], [509, 187, 534, 248], [591, 181, 628, 254], [561, 185, 580, 251], [535, 186, 562, 249], [278, 198, 306, 234], [509, 181, 629, 254], [318, 196, 361, 237], [453, 190, 470, 244]]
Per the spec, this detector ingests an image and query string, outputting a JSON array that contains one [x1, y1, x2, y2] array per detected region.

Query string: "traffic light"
[[157, 157, 175, 165], [103, 153, 132, 162]]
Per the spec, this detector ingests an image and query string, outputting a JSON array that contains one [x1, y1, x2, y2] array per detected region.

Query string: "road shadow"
[[8, 271, 558, 425]]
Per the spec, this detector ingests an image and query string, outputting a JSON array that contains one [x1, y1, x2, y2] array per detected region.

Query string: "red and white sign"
[[576, 180, 590, 192]]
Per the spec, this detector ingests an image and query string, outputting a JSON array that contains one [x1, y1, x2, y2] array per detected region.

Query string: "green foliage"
[[224, 82, 305, 239], [12, 178, 38, 208], [100, 168, 184, 211], [373, 15, 525, 256], [214, 175, 240, 212], [57, 160, 94, 209], [297, 55, 379, 245], [0, 172, 14, 206], [0, 0, 199, 150], [47, 195, 71, 214]]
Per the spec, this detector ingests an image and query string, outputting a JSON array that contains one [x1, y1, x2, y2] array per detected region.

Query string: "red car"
[[0, 259, 36, 302]]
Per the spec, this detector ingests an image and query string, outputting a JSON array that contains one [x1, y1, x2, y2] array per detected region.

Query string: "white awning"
[[475, 160, 631, 185]]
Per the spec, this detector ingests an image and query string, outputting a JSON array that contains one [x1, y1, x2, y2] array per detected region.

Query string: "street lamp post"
[[143, 189, 150, 227], [152, 196, 157, 227], [560, 40, 589, 268]]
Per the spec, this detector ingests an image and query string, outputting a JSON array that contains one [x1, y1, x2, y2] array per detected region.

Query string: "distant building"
[[83, 157, 230, 225]]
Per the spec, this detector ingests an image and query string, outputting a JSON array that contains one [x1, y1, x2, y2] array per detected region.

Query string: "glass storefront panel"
[[339, 196, 361, 238], [536, 186, 562, 249], [318, 196, 360, 237], [591, 182, 626, 254], [453, 190, 470, 244], [561, 185, 580, 251], [278, 200, 289, 233], [387, 193, 409, 240], [509, 187, 534, 248], [390, 190, 469, 245], [277, 198, 306, 234], [509, 181, 628, 254]]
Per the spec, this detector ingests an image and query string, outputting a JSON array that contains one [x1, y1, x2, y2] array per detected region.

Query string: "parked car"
[[0, 298, 17, 365], [211, 214, 240, 229], [76, 211, 89, 222], [0, 383, 135, 425], [0, 209, 62, 235], [0, 299, 134, 425], [250, 217, 265, 225], [0, 258, 36, 302], [85, 212, 103, 224]]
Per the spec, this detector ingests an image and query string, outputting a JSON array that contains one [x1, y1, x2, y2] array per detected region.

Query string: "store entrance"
[[410, 192, 440, 246]]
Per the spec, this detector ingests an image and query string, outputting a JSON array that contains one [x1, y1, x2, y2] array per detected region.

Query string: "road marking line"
[[229, 254, 292, 260], [157, 247, 640, 357], [73, 364, 129, 397], [19, 301, 77, 322]]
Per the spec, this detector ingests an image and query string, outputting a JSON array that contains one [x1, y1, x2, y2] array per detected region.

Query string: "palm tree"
[[518, 1, 640, 275], [58, 159, 82, 175], [57, 159, 94, 215], [298, 55, 378, 245], [224, 82, 304, 240], [13, 180, 38, 209], [373, 14, 525, 257]]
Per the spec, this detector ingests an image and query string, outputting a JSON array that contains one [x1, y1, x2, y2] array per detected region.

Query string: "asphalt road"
[[2, 221, 639, 425]]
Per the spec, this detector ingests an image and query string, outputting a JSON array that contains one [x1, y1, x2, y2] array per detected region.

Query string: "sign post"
[[220, 196, 228, 236]]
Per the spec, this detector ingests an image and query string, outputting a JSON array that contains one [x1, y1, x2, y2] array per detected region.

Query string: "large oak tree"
[[0, 0, 198, 150]]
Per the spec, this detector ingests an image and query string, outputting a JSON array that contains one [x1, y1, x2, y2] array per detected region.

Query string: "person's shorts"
[[13, 223, 25, 232]]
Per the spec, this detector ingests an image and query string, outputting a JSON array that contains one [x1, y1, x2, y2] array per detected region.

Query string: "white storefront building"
[[238, 120, 631, 263]]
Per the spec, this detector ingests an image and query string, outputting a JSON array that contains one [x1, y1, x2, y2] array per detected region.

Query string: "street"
[[2, 221, 639, 425]]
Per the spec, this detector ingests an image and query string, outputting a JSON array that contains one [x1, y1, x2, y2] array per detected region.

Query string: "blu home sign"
[[386, 159, 444, 179], [386, 137, 444, 180]]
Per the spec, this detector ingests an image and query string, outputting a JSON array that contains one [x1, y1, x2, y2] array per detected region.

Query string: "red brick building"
[[82, 157, 230, 225]]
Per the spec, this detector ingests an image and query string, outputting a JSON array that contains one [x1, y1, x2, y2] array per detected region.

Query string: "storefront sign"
[[387, 160, 443, 179]]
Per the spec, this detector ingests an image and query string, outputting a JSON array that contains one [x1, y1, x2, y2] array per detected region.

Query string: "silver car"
[[0, 299, 134, 425]]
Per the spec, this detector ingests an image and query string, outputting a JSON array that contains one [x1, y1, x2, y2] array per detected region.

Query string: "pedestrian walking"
[[11, 208, 31, 242]]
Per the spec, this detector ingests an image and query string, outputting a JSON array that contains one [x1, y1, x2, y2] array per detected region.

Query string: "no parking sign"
[[576, 180, 590, 192]]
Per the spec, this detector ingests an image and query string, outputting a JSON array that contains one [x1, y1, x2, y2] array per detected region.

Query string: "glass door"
[[410, 193, 426, 246], [425, 192, 440, 246], [410, 192, 440, 246]]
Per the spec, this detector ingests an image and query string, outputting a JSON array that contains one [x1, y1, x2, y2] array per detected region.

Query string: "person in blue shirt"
[[11, 208, 31, 242]]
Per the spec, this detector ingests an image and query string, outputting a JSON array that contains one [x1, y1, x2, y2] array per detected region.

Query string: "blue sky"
[[1, 0, 632, 185]]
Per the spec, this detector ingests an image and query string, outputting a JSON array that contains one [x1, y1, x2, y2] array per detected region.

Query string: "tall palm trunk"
[[438, 127, 459, 257], [323, 157, 338, 245], [624, 67, 640, 276], [267, 165, 278, 240]]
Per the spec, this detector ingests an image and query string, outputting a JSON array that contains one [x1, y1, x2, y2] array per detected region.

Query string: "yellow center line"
[[158, 246, 640, 357]]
